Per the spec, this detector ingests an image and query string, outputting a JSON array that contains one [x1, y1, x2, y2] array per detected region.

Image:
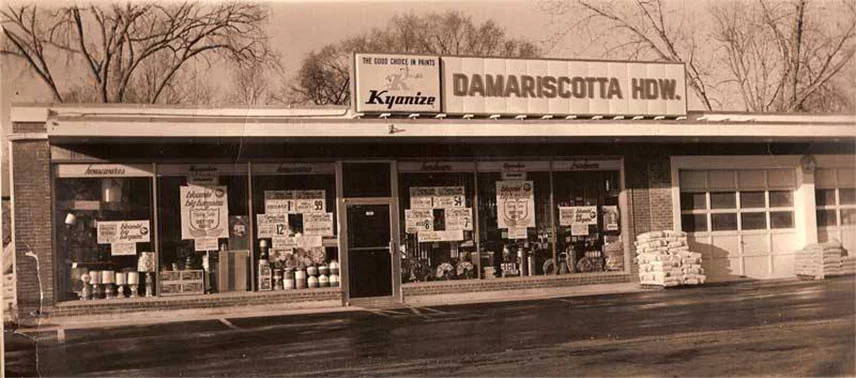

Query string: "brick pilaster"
[[10, 122, 54, 318]]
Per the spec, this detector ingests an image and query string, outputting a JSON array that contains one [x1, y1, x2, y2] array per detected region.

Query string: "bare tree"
[[292, 11, 540, 106], [712, 0, 856, 112], [545, 0, 855, 112], [1, 2, 271, 104], [543, 0, 716, 110]]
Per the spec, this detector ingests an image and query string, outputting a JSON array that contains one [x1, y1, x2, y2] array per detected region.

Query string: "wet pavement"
[[4, 276, 855, 377]]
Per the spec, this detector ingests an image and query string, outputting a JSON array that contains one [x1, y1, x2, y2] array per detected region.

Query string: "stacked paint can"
[[295, 267, 307, 289], [307, 265, 319, 288], [284, 268, 295, 290], [329, 260, 340, 287], [318, 264, 329, 287]]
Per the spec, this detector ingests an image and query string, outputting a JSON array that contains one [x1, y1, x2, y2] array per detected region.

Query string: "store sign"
[[187, 165, 218, 186], [354, 53, 441, 113], [56, 164, 153, 178], [442, 57, 686, 116], [180, 186, 229, 239]]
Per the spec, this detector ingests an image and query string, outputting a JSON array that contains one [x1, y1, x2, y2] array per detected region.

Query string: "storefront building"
[[6, 54, 854, 319]]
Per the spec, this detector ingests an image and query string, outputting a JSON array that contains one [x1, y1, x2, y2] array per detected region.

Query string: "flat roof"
[[8, 103, 855, 143]]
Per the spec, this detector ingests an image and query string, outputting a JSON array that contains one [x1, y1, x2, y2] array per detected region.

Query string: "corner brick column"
[[10, 122, 54, 318], [624, 152, 674, 281]]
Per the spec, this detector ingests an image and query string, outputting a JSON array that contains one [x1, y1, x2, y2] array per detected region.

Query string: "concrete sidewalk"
[[13, 281, 646, 334]]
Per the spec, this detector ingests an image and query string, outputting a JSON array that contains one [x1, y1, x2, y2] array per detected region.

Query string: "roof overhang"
[[45, 117, 855, 144]]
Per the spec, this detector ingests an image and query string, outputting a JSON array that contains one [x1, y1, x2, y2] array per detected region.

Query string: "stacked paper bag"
[[796, 242, 847, 279], [842, 254, 856, 275], [636, 230, 706, 287]]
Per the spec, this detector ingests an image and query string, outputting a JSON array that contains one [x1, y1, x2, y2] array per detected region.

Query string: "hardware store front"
[[8, 104, 854, 319], [43, 137, 634, 307]]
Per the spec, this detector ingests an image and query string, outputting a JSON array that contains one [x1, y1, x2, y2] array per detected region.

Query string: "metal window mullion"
[[152, 163, 160, 296], [247, 161, 255, 292], [549, 160, 558, 276], [473, 161, 482, 280]]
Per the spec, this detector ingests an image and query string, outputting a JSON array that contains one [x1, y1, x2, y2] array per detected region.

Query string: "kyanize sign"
[[354, 53, 441, 113]]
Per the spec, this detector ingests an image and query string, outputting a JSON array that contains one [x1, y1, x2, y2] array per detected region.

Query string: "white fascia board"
[[10, 106, 48, 123], [47, 119, 856, 140], [698, 113, 855, 124]]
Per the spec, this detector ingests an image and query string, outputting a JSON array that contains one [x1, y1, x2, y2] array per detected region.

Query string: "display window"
[[54, 164, 155, 301], [157, 164, 249, 296], [552, 160, 623, 274], [398, 162, 477, 283], [251, 163, 340, 291], [476, 162, 553, 279]]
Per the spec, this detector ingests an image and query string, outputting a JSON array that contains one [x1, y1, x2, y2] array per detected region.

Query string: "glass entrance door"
[[347, 203, 394, 298]]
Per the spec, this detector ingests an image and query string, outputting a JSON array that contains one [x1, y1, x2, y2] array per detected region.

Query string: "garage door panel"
[[703, 257, 741, 278], [841, 228, 856, 254], [743, 256, 770, 278], [711, 235, 740, 258], [772, 255, 795, 278], [771, 233, 798, 255], [741, 234, 768, 254]]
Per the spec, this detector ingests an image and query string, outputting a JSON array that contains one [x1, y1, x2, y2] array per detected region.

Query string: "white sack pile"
[[636, 230, 706, 287], [796, 241, 848, 278]]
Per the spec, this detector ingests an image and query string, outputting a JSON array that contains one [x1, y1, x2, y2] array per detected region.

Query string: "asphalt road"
[[4, 276, 855, 377]]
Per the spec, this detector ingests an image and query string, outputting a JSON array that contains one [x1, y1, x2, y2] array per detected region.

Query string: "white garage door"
[[679, 169, 798, 281], [815, 168, 856, 253]]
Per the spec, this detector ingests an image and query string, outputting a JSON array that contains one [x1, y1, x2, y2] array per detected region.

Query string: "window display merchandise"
[[398, 165, 477, 283], [54, 169, 155, 301], [252, 164, 340, 291]]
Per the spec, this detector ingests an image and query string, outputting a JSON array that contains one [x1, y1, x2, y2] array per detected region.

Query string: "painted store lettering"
[[451, 73, 679, 101]]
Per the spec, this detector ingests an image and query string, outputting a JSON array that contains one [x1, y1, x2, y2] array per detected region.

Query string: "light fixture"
[[378, 113, 391, 119], [64, 213, 77, 226]]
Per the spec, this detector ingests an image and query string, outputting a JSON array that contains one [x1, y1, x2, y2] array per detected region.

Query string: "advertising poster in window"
[[303, 213, 334, 236], [97, 220, 151, 244], [445, 208, 473, 231], [111, 243, 137, 256], [602, 205, 620, 231], [496, 181, 535, 229], [405, 209, 434, 234], [180, 186, 229, 240], [257, 214, 289, 238]]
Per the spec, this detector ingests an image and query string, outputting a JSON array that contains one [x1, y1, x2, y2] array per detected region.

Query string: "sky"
[[2, 0, 854, 196]]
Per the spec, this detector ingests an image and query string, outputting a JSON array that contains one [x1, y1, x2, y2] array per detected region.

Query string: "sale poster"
[[405, 209, 434, 234], [496, 181, 535, 229], [602, 205, 620, 231], [303, 213, 334, 236], [180, 186, 229, 240], [194, 237, 219, 251], [506, 227, 528, 239], [559, 206, 598, 226], [111, 242, 137, 256], [97, 220, 151, 244], [256, 214, 288, 238], [445, 208, 473, 231], [418, 229, 464, 243], [571, 223, 590, 236]]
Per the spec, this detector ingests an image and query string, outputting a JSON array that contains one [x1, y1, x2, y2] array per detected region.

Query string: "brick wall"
[[11, 132, 54, 317], [624, 152, 675, 281], [49, 288, 342, 318], [403, 273, 630, 297]]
